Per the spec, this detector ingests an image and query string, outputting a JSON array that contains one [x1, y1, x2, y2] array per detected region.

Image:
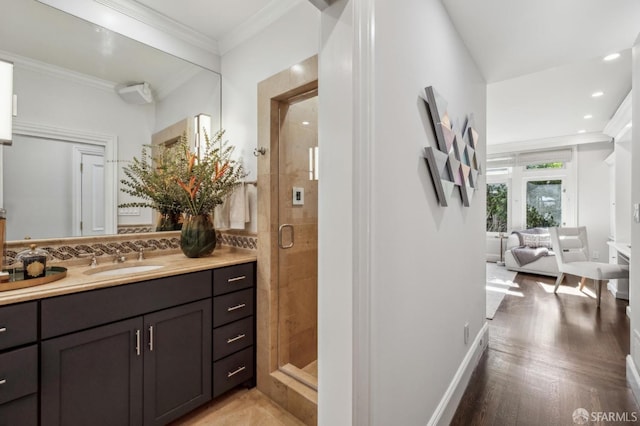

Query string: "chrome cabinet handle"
[[149, 325, 154, 351], [227, 303, 246, 312], [0, 327, 6, 333], [228, 276, 246, 283], [227, 366, 246, 378], [278, 224, 294, 249], [0, 379, 6, 385], [227, 334, 246, 344], [135, 330, 141, 356]]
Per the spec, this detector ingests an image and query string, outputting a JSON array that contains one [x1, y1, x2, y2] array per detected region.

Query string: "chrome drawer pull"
[[0, 327, 6, 333], [135, 329, 141, 356], [227, 334, 246, 344], [227, 303, 246, 312], [149, 325, 154, 351], [0, 379, 6, 385], [227, 366, 246, 378], [227, 276, 246, 283]]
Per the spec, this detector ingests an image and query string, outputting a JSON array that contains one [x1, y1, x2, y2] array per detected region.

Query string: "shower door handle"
[[278, 224, 294, 249]]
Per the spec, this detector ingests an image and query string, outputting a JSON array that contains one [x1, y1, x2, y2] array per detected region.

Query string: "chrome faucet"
[[138, 248, 144, 261], [113, 250, 126, 263], [78, 253, 98, 267]]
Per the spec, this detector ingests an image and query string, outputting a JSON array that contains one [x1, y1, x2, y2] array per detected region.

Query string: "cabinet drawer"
[[213, 263, 254, 296], [42, 270, 212, 339], [0, 345, 38, 405], [213, 288, 254, 328], [0, 302, 37, 351], [0, 393, 38, 426], [213, 316, 254, 361], [213, 346, 254, 398]]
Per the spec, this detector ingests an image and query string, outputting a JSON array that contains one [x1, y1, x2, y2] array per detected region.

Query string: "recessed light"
[[302, 121, 310, 126], [604, 53, 621, 61], [578, 130, 586, 134], [591, 91, 604, 98], [583, 114, 593, 119]]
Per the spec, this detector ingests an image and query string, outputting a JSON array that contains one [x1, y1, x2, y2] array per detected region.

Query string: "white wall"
[[318, 0, 487, 423], [154, 69, 221, 134], [7, 64, 154, 228], [4, 135, 72, 239], [370, 0, 486, 423], [577, 142, 614, 261], [629, 34, 640, 402], [221, 1, 320, 233], [317, 1, 354, 424], [614, 140, 632, 243]]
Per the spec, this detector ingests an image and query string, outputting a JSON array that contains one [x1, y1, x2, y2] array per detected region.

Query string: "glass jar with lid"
[[15, 244, 51, 280]]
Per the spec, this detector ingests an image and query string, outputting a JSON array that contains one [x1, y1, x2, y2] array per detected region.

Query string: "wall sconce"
[[194, 113, 211, 158], [0, 59, 14, 145]]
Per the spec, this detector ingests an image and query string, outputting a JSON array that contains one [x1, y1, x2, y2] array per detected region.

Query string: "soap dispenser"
[[16, 244, 51, 280]]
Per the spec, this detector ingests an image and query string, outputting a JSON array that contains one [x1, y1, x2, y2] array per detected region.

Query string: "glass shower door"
[[277, 90, 318, 388]]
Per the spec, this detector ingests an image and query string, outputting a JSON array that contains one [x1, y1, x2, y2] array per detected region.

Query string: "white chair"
[[549, 226, 629, 307]]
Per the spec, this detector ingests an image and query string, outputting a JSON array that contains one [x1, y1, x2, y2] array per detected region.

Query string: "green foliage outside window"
[[525, 162, 564, 170], [526, 179, 561, 228], [486, 183, 508, 232]]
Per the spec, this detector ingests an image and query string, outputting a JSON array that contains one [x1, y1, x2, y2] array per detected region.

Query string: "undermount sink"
[[84, 264, 165, 277]]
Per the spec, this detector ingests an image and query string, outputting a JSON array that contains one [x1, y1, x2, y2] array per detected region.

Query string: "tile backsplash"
[[4, 230, 257, 267]]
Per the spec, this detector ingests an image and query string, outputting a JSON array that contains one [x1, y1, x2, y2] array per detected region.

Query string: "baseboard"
[[427, 322, 489, 426], [627, 355, 640, 408], [607, 282, 629, 300]]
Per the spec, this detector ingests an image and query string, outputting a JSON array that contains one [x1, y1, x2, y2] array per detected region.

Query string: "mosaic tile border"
[[3, 230, 257, 267]]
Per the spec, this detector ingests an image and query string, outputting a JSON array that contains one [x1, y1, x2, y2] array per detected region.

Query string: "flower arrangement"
[[119, 129, 245, 246], [119, 143, 184, 230], [172, 129, 246, 216]]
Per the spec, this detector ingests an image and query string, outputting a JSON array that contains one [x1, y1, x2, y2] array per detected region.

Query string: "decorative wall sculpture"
[[423, 86, 481, 207]]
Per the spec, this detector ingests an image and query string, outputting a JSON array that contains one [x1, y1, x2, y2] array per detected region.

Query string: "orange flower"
[[214, 161, 229, 181], [177, 175, 201, 200]]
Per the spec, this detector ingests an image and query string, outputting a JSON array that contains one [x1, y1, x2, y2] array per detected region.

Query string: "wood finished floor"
[[452, 273, 638, 426]]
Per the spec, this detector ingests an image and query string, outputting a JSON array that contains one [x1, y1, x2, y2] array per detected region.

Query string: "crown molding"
[[603, 90, 632, 142], [0, 49, 115, 93], [219, 0, 302, 55], [95, 0, 220, 55], [37, 0, 220, 72], [487, 132, 612, 155]]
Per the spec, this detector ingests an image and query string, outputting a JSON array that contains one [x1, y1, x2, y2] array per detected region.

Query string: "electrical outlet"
[[634, 203, 640, 223], [592, 250, 599, 260], [464, 322, 469, 344]]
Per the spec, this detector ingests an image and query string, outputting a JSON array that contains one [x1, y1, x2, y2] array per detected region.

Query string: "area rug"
[[486, 262, 518, 319]]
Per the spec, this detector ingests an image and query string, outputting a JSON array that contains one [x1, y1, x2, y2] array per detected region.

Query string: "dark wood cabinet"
[[41, 301, 212, 426], [41, 318, 143, 426], [2, 261, 256, 426], [143, 300, 211, 426], [0, 302, 39, 425], [212, 263, 256, 398]]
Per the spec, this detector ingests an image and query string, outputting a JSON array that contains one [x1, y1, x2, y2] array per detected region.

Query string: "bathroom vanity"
[[0, 249, 256, 425]]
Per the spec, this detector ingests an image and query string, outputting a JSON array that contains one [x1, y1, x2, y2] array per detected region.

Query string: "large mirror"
[[0, 0, 221, 241]]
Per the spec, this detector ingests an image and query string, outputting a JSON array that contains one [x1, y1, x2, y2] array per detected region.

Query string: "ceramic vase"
[[180, 213, 216, 258]]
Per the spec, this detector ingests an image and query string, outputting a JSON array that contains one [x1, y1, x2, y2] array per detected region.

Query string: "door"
[[277, 90, 319, 386], [80, 151, 105, 236], [41, 317, 143, 426], [72, 144, 105, 236], [143, 300, 212, 426]]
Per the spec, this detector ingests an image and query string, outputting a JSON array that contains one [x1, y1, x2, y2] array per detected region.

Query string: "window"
[[525, 179, 562, 228], [486, 183, 508, 232], [525, 162, 564, 170]]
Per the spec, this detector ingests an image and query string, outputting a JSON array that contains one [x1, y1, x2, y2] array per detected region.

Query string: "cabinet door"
[[143, 299, 212, 426], [41, 317, 143, 426]]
